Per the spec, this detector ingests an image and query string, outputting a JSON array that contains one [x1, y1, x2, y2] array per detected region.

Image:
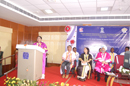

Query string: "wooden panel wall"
[[0, 18, 65, 69], [0, 18, 65, 54], [0, 18, 25, 55], [0, 18, 25, 72], [25, 26, 65, 42]]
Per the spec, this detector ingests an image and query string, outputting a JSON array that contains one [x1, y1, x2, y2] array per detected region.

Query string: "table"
[[121, 73, 130, 79]]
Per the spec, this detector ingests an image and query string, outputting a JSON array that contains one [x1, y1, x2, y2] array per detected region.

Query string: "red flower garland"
[[65, 26, 71, 32], [70, 40, 75, 44]]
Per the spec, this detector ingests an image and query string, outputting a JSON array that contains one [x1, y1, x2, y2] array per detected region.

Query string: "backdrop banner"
[[76, 26, 130, 57], [65, 26, 77, 51]]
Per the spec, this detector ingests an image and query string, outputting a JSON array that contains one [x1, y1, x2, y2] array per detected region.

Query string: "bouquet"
[[117, 66, 130, 74]]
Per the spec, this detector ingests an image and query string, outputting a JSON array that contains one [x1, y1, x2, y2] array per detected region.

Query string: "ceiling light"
[[101, 7, 108, 11], [45, 10, 53, 13], [119, 7, 122, 11], [41, 9, 56, 15], [36, 11, 40, 13]]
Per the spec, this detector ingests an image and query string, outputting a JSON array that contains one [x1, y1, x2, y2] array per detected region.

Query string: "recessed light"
[[45, 10, 53, 13], [41, 9, 56, 15], [101, 7, 108, 11], [36, 11, 40, 13]]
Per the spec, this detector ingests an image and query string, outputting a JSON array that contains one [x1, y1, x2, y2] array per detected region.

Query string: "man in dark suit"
[[0, 46, 3, 77]]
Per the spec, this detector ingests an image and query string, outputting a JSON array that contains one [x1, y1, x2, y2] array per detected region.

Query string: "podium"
[[16, 44, 45, 81]]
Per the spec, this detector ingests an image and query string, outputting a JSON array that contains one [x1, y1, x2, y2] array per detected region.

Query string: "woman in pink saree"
[[33, 36, 48, 79], [95, 45, 111, 82]]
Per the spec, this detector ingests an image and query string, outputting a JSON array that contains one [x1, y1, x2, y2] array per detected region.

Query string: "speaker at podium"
[[16, 44, 45, 81]]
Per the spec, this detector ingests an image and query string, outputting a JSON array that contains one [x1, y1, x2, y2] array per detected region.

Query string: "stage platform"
[[0, 66, 129, 86]]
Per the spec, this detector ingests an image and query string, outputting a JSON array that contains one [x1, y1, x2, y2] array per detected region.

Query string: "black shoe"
[[105, 75, 108, 82], [105, 78, 107, 82], [80, 78, 86, 81], [0, 75, 3, 77], [97, 77, 100, 81]]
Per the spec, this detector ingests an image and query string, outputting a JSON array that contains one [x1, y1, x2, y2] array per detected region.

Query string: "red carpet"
[[0, 69, 17, 86], [0, 66, 130, 86]]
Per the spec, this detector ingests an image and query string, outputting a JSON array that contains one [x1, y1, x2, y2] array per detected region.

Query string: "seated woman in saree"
[[77, 47, 92, 81]]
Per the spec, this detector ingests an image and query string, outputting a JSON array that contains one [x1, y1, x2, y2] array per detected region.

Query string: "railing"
[[0, 54, 17, 78]]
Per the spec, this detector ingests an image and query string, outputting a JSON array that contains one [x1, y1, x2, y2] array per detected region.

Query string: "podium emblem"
[[23, 52, 29, 59]]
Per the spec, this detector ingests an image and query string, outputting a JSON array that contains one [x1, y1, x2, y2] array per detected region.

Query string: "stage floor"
[[0, 66, 129, 86]]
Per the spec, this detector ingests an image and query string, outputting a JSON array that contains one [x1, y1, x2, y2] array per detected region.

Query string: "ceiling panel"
[[71, 12, 84, 15], [63, 3, 81, 9], [97, 11, 110, 14], [83, 8, 96, 13], [68, 9, 83, 13], [79, 0, 96, 2], [80, 2, 96, 7], [125, 11, 130, 14], [26, 0, 46, 5], [8, 0, 130, 17], [1, 0, 130, 26], [54, 9, 69, 13], [34, 5, 52, 10], [125, 7, 130, 14], [49, 4, 66, 9], [84, 12, 96, 14], [10, 0, 31, 6], [22, 6, 40, 12], [61, 0, 78, 3], [59, 13, 71, 15], [97, 0, 115, 1], [114, 0, 129, 7], [112, 5, 129, 11], [97, 1, 115, 7], [43, 0, 62, 4], [111, 10, 126, 14], [112, 5, 129, 10], [127, 7, 130, 11], [47, 13, 60, 16]]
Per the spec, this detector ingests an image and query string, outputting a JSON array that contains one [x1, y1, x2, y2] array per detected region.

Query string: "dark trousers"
[[97, 71, 108, 82], [61, 61, 71, 75], [46, 58, 47, 67], [0, 64, 2, 77]]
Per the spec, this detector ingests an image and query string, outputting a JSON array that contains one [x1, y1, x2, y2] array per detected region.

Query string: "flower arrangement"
[[4, 77, 37, 86], [4, 77, 19, 86], [117, 66, 130, 74], [4, 77, 75, 86]]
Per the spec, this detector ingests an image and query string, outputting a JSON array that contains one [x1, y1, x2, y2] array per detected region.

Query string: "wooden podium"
[[16, 44, 45, 81]]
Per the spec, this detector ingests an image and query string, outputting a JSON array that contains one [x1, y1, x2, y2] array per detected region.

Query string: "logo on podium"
[[23, 52, 29, 59]]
